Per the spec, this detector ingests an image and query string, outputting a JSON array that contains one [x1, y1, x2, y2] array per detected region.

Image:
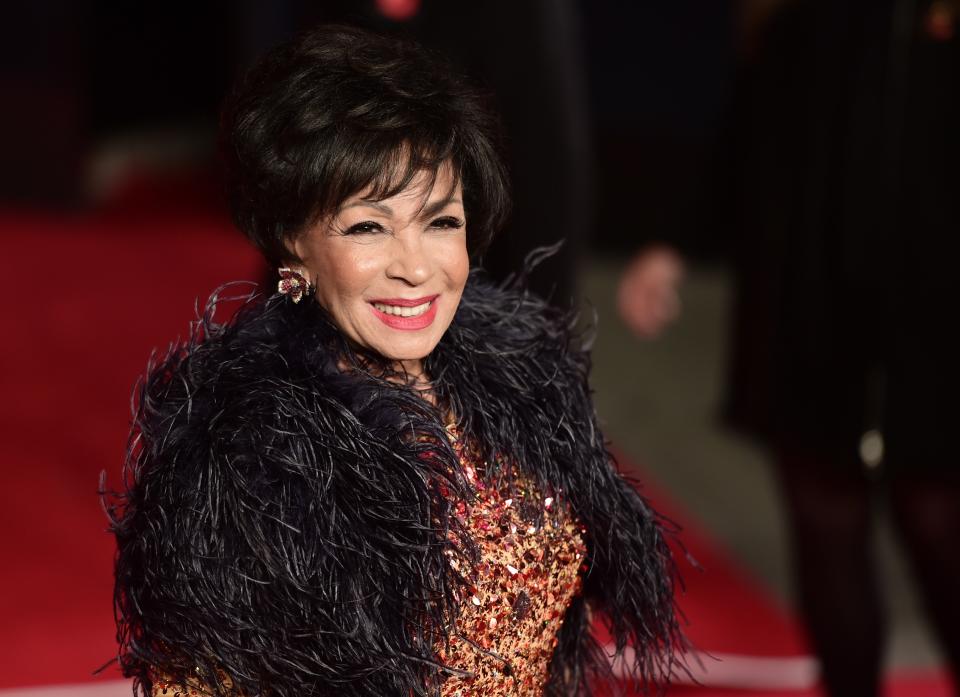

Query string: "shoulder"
[[431, 272, 601, 484], [118, 286, 399, 527], [132, 285, 354, 451], [109, 285, 461, 695], [442, 272, 593, 388]]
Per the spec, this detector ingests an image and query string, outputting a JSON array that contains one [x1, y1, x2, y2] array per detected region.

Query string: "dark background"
[[0, 1, 736, 259]]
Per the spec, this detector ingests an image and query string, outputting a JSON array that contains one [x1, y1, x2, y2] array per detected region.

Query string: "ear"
[[282, 232, 307, 265]]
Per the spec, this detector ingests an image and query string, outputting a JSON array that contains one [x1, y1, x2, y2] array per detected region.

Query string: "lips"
[[368, 295, 440, 330], [370, 295, 438, 308]]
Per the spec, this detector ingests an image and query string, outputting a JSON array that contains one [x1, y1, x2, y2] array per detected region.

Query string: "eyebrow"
[[341, 197, 463, 219]]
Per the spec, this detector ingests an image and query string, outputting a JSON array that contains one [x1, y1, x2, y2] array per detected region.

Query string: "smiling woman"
[[290, 164, 469, 379], [105, 23, 684, 697]]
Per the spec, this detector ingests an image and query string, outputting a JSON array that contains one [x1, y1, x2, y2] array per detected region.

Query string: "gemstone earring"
[[277, 268, 313, 304]]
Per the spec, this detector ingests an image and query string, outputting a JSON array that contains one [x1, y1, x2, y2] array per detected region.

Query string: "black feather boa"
[[105, 270, 685, 696]]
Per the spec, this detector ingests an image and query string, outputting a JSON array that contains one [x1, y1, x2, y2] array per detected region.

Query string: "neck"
[[396, 358, 425, 383], [397, 360, 438, 406], [337, 354, 434, 402]]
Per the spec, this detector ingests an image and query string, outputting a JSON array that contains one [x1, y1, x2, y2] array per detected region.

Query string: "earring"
[[277, 268, 313, 303]]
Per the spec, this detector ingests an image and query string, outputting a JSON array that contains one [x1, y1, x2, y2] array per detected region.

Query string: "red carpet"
[[0, 210, 263, 689], [0, 210, 952, 695]]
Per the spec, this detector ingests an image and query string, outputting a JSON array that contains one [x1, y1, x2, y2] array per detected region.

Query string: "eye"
[[429, 216, 464, 230], [344, 220, 385, 235]]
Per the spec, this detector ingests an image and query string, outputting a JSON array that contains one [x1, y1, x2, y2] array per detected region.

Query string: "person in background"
[[620, 1, 960, 696]]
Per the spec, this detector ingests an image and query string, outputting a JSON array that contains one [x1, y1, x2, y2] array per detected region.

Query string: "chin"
[[365, 318, 447, 354], [378, 341, 436, 363]]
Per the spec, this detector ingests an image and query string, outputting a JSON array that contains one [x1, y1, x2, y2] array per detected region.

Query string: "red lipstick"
[[369, 296, 437, 306], [369, 295, 439, 330]]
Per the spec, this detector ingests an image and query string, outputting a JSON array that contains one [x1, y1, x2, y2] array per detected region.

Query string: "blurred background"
[[1, 1, 958, 695]]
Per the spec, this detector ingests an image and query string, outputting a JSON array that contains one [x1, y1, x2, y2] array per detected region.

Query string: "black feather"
[[103, 271, 686, 696]]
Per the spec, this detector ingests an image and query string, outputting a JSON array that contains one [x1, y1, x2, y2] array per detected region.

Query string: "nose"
[[385, 228, 431, 286]]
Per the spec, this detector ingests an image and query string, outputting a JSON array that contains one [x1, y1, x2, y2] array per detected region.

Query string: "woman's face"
[[290, 163, 469, 377]]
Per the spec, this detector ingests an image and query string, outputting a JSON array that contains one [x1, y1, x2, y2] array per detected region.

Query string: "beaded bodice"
[[150, 428, 588, 697], [436, 427, 588, 696]]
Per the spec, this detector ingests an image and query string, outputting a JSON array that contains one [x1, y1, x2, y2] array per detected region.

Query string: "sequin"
[[435, 425, 588, 696], [150, 425, 588, 697], [150, 668, 244, 697]]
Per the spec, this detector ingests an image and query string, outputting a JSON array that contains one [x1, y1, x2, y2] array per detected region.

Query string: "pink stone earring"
[[277, 268, 313, 303]]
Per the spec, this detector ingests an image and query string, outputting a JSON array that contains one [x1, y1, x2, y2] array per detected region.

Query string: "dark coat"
[[721, 0, 960, 471], [105, 273, 683, 696]]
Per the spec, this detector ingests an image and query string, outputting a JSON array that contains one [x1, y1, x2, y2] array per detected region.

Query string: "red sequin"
[[436, 425, 588, 695]]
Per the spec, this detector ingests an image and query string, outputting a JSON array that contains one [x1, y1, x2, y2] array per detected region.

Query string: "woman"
[[107, 24, 682, 697]]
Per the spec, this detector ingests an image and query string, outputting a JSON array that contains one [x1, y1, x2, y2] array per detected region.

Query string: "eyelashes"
[[344, 221, 384, 235], [342, 216, 464, 236], [428, 216, 465, 230]]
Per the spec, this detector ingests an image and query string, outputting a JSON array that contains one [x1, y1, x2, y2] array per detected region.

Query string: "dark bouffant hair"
[[221, 24, 511, 266]]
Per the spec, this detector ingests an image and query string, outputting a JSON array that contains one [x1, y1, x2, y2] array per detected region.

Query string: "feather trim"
[[103, 272, 685, 696]]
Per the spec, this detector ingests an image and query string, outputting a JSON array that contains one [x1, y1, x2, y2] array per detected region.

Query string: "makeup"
[[369, 295, 439, 330]]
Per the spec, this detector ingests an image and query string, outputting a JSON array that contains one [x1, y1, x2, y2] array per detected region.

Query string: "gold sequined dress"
[[435, 426, 588, 696], [151, 426, 588, 697]]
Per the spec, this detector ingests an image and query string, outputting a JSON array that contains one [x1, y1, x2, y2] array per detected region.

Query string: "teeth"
[[373, 301, 432, 317]]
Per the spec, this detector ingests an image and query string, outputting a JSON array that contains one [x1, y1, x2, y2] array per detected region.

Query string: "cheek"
[[443, 237, 470, 290], [315, 243, 381, 301]]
